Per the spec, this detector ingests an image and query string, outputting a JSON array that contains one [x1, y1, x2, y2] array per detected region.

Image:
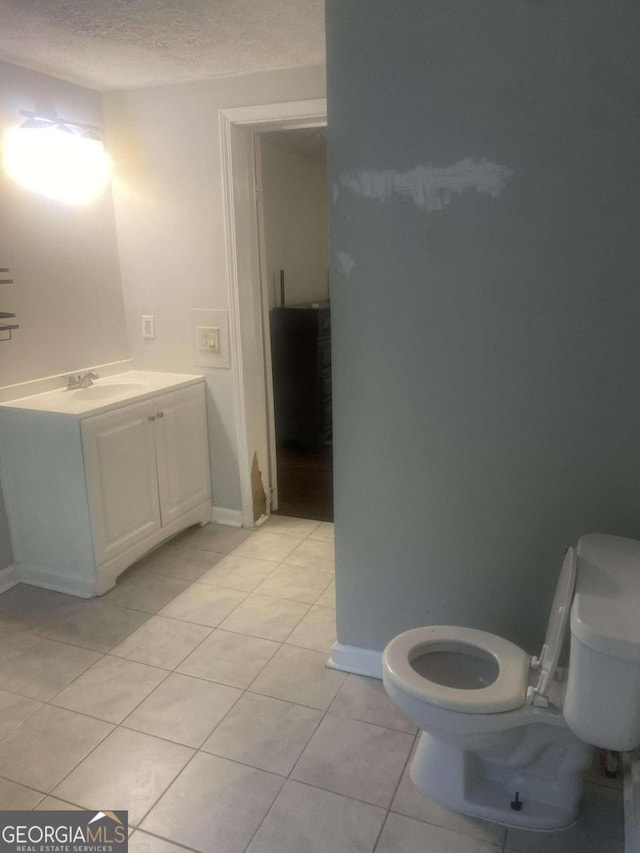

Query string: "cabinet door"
[[82, 400, 161, 564], [153, 383, 212, 526]]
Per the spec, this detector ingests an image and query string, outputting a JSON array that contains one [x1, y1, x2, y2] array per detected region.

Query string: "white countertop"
[[0, 370, 204, 417]]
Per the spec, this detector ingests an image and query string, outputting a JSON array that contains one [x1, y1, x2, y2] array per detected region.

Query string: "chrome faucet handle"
[[78, 369, 99, 388], [66, 374, 82, 390]]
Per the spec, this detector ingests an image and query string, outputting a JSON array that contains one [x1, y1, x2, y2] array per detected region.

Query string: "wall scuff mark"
[[336, 250, 356, 277], [334, 158, 514, 212]]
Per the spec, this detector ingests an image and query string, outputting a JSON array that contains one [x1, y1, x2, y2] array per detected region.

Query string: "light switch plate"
[[189, 309, 230, 368], [197, 326, 220, 352]]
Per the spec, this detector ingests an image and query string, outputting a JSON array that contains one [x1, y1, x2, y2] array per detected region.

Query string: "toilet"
[[382, 533, 640, 830]]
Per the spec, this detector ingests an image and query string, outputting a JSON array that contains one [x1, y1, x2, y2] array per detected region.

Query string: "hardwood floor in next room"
[[273, 444, 333, 522]]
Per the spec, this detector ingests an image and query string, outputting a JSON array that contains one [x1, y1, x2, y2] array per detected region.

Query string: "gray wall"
[[327, 0, 640, 655], [0, 485, 13, 570]]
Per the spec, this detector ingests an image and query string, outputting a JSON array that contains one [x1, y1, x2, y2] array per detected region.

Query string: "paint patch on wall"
[[336, 251, 356, 278], [334, 158, 514, 212]]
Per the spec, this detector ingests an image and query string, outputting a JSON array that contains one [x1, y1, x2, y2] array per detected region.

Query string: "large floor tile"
[[315, 580, 335, 608], [198, 554, 277, 592], [53, 727, 194, 826], [142, 752, 284, 853], [0, 688, 42, 738], [128, 832, 189, 853], [0, 625, 41, 663], [391, 765, 505, 845], [250, 644, 346, 710], [35, 797, 82, 810], [284, 539, 335, 571], [202, 692, 322, 775], [254, 564, 333, 604], [37, 599, 150, 652], [0, 638, 100, 700], [102, 571, 189, 613], [218, 593, 309, 641], [175, 523, 252, 554], [177, 629, 280, 688], [233, 531, 299, 563], [123, 672, 242, 747], [0, 584, 71, 630], [308, 522, 335, 542], [136, 543, 226, 583], [51, 655, 168, 723], [285, 604, 336, 653], [262, 516, 321, 538], [376, 812, 501, 853], [110, 615, 211, 669], [504, 783, 624, 853], [246, 779, 385, 853], [158, 583, 246, 627], [291, 713, 413, 808], [0, 705, 112, 791], [0, 777, 43, 809], [330, 674, 417, 734]]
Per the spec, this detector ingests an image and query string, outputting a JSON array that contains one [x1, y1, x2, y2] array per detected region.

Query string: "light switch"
[[197, 326, 220, 352], [189, 309, 230, 368]]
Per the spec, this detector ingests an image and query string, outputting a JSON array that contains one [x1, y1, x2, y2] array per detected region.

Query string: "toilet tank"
[[564, 534, 640, 751]]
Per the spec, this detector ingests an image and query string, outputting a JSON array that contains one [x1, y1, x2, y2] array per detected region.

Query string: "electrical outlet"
[[142, 315, 155, 339]]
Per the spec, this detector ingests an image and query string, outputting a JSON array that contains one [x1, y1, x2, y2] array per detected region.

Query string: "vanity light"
[[2, 111, 111, 205]]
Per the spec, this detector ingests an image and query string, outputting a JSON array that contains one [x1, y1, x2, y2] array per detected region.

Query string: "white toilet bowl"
[[383, 624, 592, 830], [382, 537, 640, 830]]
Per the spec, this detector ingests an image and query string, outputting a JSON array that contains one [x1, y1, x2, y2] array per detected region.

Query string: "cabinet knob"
[[148, 415, 156, 422], [157, 411, 164, 418]]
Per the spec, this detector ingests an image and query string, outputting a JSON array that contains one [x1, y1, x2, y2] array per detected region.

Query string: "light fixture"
[[2, 110, 112, 205]]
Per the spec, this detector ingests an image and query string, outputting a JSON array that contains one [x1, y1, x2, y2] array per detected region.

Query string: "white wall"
[[0, 61, 129, 570], [103, 65, 326, 512], [260, 140, 328, 308], [0, 61, 128, 388]]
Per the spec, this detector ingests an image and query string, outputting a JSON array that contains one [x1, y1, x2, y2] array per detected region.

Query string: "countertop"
[[0, 370, 204, 418]]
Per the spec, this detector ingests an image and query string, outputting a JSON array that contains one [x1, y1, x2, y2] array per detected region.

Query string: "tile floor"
[[0, 516, 625, 852]]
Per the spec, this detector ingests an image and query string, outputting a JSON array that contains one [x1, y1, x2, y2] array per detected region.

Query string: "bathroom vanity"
[[0, 371, 212, 597]]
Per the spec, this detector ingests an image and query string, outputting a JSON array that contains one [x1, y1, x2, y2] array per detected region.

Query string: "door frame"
[[219, 98, 327, 527]]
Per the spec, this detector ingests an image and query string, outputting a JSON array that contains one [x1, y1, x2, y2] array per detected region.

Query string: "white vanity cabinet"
[[0, 374, 212, 597], [82, 385, 211, 565]]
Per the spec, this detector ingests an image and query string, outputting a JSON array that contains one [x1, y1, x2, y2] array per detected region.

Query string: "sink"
[[1, 370, 203, 415], [71, 382, 148, 400]]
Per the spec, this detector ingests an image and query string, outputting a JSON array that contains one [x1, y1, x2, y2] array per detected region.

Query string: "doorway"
[[256, 128, 332, 522], [219, 99, 328, 529]]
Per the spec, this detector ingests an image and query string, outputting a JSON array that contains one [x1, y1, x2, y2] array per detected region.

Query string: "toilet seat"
[[383, 625, 530, 713]]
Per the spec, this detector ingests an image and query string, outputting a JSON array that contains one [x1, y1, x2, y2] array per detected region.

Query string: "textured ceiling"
[[0, 0, 325, 91]]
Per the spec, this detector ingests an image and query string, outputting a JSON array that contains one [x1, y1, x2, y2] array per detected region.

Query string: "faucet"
[[66, 370, 99, 390]]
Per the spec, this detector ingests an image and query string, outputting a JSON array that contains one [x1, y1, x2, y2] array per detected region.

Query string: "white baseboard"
[[19, 564, 98, 598], [327, 642, 383, 679], [0, 564, 19, 594], [211, 506, 243, 527], [624, 750, 640, 853]]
